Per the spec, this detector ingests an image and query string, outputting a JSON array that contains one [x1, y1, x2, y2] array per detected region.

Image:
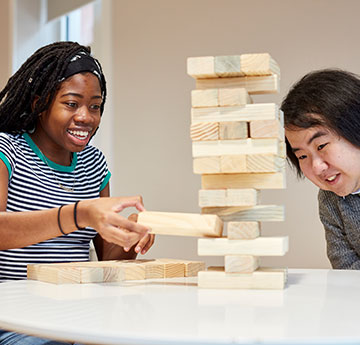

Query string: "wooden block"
[[219, 122, 248, 140], [156, 259, 185, 278], [120, 259, 165, 279], [199, 189, 258, 207], [191, 89, 218, 108], [224, 255, 259, 273], [160, 258, 206, 277], [137, 211, 223, 237], [191, 103, 279, 123], [201, 205, 284, 222], [196, 75, 279, 94], [27, 264, 109, 284], [190, 122, 219, 141], [198, 237, 289, 256], [240, 53, 280, 76], [221, 155, 285, 173], [214, 55, 243, 77], [199, 189, 227, 207], [226, 189, 259, 206], [187, 56, 215, 78], [246, 154, 285, 173], [193, 156, 221, 174], [198, 267, 286, 289], [219, 155, 247, 173], [218, 88, 251, 107], [227, 221, 260, 239], [201, 171, 286, 189], [192, 138, 281, 158], [250, 119, 284, 139]]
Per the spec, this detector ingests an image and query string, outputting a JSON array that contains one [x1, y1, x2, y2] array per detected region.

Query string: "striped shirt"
[[0, 133, 111, 282]]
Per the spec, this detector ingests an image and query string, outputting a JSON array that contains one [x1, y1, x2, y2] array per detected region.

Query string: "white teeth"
[[327, 175, 337, 182], [68, 130, 89, 138]]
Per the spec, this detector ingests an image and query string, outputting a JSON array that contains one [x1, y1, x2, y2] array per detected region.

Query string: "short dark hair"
[[281, 69, 360, 177], [0, 41, 107, 134]]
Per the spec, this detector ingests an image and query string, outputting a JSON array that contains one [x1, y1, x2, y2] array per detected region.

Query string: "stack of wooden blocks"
[[187, 53, 288, 289]]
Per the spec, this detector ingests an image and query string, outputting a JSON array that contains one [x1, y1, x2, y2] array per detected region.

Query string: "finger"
[[134, 233, 151, 254], [141, 234, 155, 254], [112, 200, 144, 213], [101, 224, 142, 249], [107, 213, 149, 235], [128, 213, 138, 222]]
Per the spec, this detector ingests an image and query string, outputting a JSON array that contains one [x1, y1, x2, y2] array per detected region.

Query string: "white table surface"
[[0, 269, 358, 345]]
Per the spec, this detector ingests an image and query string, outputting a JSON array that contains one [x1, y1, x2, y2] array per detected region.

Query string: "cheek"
[[299, 161, 315, 180]]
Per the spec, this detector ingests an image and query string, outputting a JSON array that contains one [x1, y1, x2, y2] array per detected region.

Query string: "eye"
[[318, 143, 328, 151], [66, 102, 77, 108], [298, 155, 307, 160], [90, 104, 101, 111]]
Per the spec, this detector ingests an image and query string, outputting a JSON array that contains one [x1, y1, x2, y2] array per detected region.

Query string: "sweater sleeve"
[[318, 190, 360, 269]]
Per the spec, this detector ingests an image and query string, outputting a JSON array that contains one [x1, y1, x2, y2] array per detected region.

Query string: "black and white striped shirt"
[[0, 133, 111, 282]]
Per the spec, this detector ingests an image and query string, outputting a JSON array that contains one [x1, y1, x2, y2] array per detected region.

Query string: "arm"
[[93, 183, 155, 261], [0, 161, 149, 251], [319, 191, 360, 269]]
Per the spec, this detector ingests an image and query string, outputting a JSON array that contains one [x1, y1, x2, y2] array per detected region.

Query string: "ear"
[[31, 95, 40, 112]]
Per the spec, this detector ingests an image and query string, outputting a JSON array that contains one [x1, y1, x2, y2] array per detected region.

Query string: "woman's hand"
[[79, 196, 150, 249], [125, 213, 155, 254]]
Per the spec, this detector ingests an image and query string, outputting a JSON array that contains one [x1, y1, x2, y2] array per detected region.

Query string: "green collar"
[[23, 133, 77, 172]]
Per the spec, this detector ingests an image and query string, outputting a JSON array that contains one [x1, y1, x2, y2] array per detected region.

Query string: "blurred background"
[[2, 0, 359, 269]]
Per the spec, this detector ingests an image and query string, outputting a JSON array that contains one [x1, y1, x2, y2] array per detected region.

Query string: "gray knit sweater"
[[318, 189, 360, 269]]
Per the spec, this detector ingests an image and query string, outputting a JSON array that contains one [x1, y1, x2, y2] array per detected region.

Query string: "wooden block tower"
[[187, 53, 288, 289]]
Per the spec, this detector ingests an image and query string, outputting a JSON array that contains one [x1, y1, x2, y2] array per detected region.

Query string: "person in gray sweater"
[[282, 69, 360, 269]]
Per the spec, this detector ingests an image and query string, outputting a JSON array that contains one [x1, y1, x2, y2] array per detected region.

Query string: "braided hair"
[[0, 41, 107, 134]]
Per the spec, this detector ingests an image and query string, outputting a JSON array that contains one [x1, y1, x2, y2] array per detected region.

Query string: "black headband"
[[59, 51, 104, 93]]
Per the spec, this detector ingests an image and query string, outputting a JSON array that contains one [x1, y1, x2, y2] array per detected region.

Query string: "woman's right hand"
[[78, 196, 150, 249]]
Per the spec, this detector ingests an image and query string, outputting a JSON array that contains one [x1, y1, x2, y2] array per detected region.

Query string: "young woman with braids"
[[283, 69, 360, 270], [0, 41, 154, 344]]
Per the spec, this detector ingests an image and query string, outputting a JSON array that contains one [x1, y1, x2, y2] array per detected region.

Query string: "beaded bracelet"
[[74, 200, 85, 230], [57, 205, 66, 235]]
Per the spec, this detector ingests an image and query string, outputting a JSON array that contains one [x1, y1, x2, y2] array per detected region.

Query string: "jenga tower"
[[187, 54, 288, 289]]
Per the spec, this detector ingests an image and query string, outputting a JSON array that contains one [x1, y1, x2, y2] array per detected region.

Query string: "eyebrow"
[[292, 130, 328, 153], [60, 92, 102, 100]]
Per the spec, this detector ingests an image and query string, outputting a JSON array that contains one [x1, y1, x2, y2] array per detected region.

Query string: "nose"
[[312, 156, 328, 175], [74, 105, 93, 124]]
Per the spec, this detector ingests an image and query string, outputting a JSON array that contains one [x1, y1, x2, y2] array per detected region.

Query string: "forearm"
[[0, 204, 77, 250]]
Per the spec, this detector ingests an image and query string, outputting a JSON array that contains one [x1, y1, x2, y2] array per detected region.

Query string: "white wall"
[[13, 0, 61, 71], [94, 0, 360, 269]]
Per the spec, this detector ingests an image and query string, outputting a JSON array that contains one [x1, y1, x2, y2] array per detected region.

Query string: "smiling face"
[[31, 72, 102, 165], [286, 125, 360, 196]]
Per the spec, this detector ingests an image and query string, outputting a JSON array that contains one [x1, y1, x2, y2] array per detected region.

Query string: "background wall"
[[3, 0, 360, 269], [101, 0, 360, 269], [0, 0, 12, 89]]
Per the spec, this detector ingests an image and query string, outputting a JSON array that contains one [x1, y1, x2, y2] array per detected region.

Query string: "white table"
[[0, 269, 358, 344]]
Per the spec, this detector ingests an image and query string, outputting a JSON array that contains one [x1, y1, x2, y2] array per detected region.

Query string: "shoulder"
[[78, 145, 106, 162], [318, 189, 340, 204], [0, 132, 22, 146]]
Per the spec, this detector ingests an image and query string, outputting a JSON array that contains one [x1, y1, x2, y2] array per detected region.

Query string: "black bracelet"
[[74, 200, 85, 230], [57, 205, 66, 235]]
